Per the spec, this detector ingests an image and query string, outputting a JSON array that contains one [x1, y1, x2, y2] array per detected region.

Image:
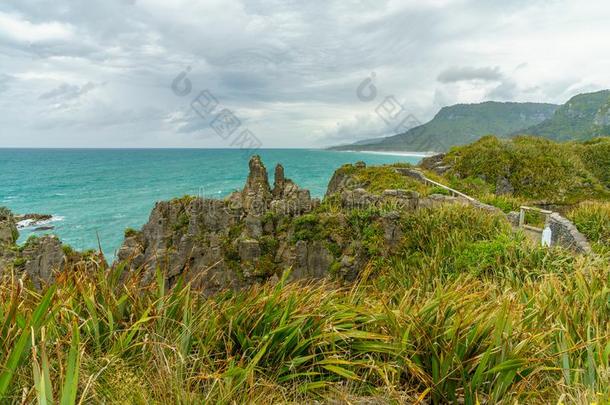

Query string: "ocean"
[[0, 149, 422, 258]]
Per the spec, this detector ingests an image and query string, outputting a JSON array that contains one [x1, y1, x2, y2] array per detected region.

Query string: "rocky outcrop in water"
[[0, 207, 100, 287], [1, 208, 65, 285], [15, 213, 53, 229]]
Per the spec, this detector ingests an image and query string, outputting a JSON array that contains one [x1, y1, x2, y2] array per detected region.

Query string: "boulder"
[[244, 215, 263, 238], [238, 239, 261, 262], [21, 236, 65, 288], [419, 153, 450, 174], [382, 211, 403, 252], [0, 208, 19, 273], [548, 213, 592, 254], [292, 240, 334, 280], [506, 211, 520, 227], [0, 207, 18, 246], [325, 164, 360, 197], [495, 176, 514, 196], [14, 213, 53, 229]]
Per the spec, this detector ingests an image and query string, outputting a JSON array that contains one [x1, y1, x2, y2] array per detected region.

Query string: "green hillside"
[[425, 135, 610, 204], [521, 90, 610, 140], [331, 101, 558, 152]]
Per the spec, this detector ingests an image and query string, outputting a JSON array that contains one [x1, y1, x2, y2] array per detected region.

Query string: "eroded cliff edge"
[[0, 207, 101, 288], [115, 156, 437, 294]]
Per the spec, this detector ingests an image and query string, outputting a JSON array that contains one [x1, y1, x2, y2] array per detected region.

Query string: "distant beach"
[[337, 150, 437, 158]]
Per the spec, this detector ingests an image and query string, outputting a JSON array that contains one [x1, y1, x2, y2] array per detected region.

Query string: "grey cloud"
[[1, 0, 610, 147], [321, 113, 391, 146], [487, 80, 518, 101], [33, 105, 164, 130], [437, 65, 521, 102], [166, 109, 213, 134], [39, 81, 98, 101], [437, 66, 503, 83], [0, 74, 13, 93]]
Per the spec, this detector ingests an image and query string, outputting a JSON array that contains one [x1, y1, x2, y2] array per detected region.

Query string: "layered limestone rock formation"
[[118, 156, 541, 294], [0, 208, 18, 246], [116, 156, 423, 294], [117, 156, 323, 293], [0, 208, 19, 271], [419, 153, 450, 175], [20, 235, 65, 288], [1, 207, 63, 286]]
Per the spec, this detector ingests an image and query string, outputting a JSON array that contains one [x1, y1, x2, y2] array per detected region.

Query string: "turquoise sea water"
[[0, 149, 421, 258]]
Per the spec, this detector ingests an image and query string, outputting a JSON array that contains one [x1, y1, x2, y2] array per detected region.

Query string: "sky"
[[1, 0, 610, 148]]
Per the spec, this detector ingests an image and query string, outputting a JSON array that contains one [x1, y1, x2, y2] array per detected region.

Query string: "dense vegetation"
[[328, 162, 431, 195], [567, 201, 610, 254], [1, 134, 609, 403], [1, 204, 609, 404], [434, 135, 610, 205]]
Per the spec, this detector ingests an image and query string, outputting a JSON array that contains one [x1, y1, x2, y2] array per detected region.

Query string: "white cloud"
[[0, 11, 74, 43]]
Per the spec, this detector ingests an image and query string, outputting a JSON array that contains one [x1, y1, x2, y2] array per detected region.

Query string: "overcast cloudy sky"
[[1, 0, 609, 148]]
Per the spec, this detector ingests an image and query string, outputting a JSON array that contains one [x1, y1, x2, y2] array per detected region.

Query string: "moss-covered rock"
[[325, 163, 429, 197]]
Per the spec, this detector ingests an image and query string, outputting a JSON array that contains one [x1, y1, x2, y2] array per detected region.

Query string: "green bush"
[[61, 244, 75, 256], [577, 137, 610, 187], [479, 193, 523, 213], [443, 135, 610, 203], [259, 235, 279, 256], [427, 186, 451, 196], [567, 201, 610, 249], [292, 213, 320, 242], [347, 166, 430, 195], [172, 213, 190, 232], [124, 228, 138, 238]]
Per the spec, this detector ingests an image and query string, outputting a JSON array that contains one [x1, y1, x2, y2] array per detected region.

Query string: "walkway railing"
[[518, 206, 552, 233], [419, 176, 477, 202], [399, 168, 478, 201], [397, 167, 591, 253]]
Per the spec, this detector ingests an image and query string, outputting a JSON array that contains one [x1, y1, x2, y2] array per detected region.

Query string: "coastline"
[[336, 149, 437, 158], [2, 148, 417, 256]]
